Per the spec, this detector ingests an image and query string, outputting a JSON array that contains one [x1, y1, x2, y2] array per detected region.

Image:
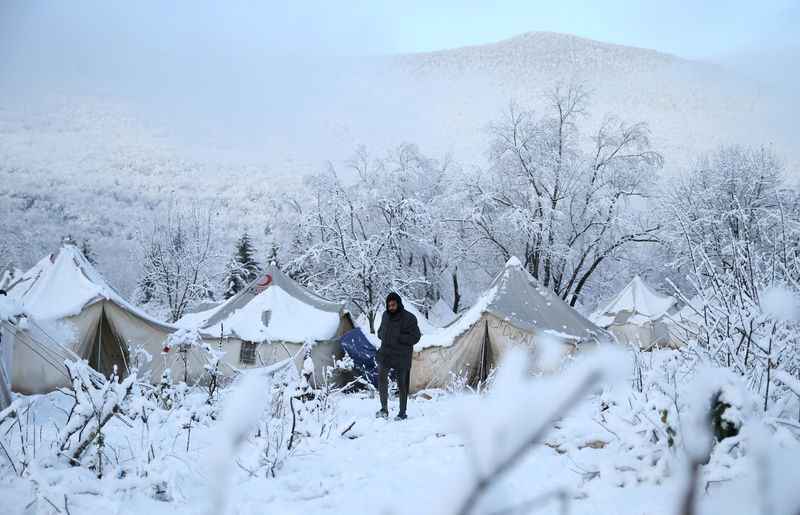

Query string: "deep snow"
[[2, 348, 799, 515]]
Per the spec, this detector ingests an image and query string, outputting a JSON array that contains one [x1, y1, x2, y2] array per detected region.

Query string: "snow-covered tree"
[[135, 203, 222, 322], [291, 144, 459, 332], [80, 239, 97, 265], [661, 145, 800, 409], [223, 231, 260, 299], [461, 84, 663, 306]]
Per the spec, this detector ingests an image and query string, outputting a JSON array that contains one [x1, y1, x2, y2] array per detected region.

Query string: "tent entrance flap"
[[478, 320, 494, 385], [88, 306, 130, 379]]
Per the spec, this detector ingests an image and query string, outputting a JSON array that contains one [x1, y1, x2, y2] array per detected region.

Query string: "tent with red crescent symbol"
[[178, 263, 354, 385]]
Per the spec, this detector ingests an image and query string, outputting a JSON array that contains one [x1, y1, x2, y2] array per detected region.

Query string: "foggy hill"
[[367, 31, 786, 170], [1, 31, 795, 294]]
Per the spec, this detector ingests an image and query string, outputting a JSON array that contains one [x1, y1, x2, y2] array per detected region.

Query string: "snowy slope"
[[1, 31, 795, 293], [376, 32, 790, 171]]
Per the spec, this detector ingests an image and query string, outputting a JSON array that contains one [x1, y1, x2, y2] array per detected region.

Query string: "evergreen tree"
[[80, 239, 97, 265], [224, 231, 260, 299]]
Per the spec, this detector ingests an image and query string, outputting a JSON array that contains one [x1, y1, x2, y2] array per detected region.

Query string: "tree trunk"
[[452, 271, 461, 314]]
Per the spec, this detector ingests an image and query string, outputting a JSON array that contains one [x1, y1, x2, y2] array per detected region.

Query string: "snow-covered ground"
[[0, 383, 671, 514], [2, 349, 798, 514]]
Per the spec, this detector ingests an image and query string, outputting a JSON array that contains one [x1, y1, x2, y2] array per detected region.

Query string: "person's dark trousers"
[[378, 363, 390, 409], [378, 364, 411, 414], [397, 368, 410, 414]]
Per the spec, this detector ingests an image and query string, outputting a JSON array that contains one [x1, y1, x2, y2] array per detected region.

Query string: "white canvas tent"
[[590, 276, 681, 350], [0, 297, 24, 407], [178, 263, 354, 384], [5, 241, 205, 392], [409, 257, 607, 392], [0, 296, 81, 398]]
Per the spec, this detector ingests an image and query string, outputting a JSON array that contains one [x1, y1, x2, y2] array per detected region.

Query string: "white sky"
[[1, 0, 797, 91], [0, 0, 797, 160]]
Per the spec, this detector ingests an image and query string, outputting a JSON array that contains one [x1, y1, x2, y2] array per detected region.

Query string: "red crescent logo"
[[256, 274, 272, 287]]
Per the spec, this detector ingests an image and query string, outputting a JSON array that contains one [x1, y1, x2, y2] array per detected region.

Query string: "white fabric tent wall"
[[1, 316, 77, 395], [1, 297, 78, 396], [410, 312, 580, 392], [410, 317, 486, 392], [102, 301, 212, 382], [604, 320, 677, 350], [209, 336, 345, 385], [0, 322, 14, 408], [591, 276, 681, 350], [410, 258, 605, 393]]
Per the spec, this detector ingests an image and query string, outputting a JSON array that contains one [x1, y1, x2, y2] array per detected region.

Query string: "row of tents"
[[0, 240, 698, 407]]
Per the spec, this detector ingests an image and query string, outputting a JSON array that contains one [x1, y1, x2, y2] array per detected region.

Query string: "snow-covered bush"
[[569, 350, 800, 513], [153, 369, 186, 410], [211, 354, 345, 495], [432, 344, 800, 515], [56, 361, 136, 477], [441, 347, 626, 514], [163, 328, 230, 404], [661, 146, 800, 414]]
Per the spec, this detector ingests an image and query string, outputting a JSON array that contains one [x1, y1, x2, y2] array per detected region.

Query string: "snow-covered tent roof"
[[0, 263, 22, 291], [429, 298, 459, 327], [590, 276, 677, 328], [417, 257, 604, 350], [486, 258, 601, 339], [400, 303, 439, 335], [2, 241, 204, 387], [178, 263, 350, 343], [5, 242, 173, 330]]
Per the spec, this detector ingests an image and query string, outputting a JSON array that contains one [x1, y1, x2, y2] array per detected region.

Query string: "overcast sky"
[[1, 0, 797, 90], [1, 0, 797, 158]]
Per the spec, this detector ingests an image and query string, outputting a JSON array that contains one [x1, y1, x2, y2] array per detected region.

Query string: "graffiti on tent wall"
[[488, 318, 533, 347]]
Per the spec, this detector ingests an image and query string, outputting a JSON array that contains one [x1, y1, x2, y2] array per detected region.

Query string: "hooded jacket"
[[376, 292, 421, 370]]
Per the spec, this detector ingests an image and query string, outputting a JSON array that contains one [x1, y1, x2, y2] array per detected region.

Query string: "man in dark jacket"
[[375, 292, 421, 420]]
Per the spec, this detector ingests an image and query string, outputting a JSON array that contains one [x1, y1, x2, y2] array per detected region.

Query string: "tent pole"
[[97, 309, 102, 375], [480, 320, 489, 383]]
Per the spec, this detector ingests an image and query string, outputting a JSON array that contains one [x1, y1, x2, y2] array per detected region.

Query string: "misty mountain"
[[1, 31, 795, 295]]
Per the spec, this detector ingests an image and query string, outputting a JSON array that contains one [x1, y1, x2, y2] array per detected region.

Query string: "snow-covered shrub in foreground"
[[1, 345, 799, 514], [436, 347, 800, 515], [205, 354, 347, 511], [0, 351, 345, 513], [566, 350, 800, 514], [439, 346, 630, 515], [56, 361, 136, 477]]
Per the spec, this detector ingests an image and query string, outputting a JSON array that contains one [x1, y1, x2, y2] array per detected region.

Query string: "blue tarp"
[[339, 327, 379, 387]]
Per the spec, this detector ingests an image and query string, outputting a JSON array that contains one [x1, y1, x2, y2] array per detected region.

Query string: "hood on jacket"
[[385, 291, 403, 311]]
